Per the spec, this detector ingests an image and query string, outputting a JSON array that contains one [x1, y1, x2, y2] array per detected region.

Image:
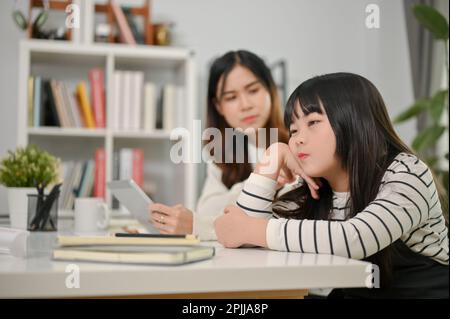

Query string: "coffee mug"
[[74, 198, 110, 235]]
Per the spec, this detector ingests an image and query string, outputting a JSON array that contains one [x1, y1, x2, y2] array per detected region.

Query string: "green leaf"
[[429, 89, 448, 123], [424, 156, 439, 170], [0, 144, 59, 188], [412, 125, 446, 152], [394, 98, 429, 123], [413, 4, 449, 40]]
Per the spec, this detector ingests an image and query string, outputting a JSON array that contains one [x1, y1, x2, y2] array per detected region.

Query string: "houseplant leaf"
[[394, 98, 429, 123], [429, 89, 448, 124], [412, 125, 446, 152], [413, 5, 449, 40]]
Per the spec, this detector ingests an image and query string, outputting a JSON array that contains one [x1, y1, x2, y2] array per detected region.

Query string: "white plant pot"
[[7, 187, 38, 230]]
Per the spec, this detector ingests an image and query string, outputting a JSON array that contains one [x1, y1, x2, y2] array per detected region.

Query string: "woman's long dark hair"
[[274, 72, 415, 287], [206, 50, 288, 188]]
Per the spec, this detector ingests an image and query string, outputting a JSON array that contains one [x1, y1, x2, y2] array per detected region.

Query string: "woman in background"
[[149, 50, 289, 240]]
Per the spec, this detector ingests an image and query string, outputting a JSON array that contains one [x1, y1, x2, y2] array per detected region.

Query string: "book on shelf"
[[163, 84, 176, 131], [131, 71, 144, 131], [132, 149, 144, 188], [121, 71, 132, 131], [119, 148, 144, 187], [94, 148, 106, 198], [111, 70, 185, 132], [32, 76, 42, 128], [27, 77, 34, 127], [122, 6, 145, 44], [76, 81, 96, 128], [27, 69, 106, 129], [113, 70, 143, 131], [143, 82, 157, 131], [49, 80, 67, 127], [89, 68, 106, 128], [111, 0, 136, 45], [155, 85, 163, 129], [59, 157, 98, 210]]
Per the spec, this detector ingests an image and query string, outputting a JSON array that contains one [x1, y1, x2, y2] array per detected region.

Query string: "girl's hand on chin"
[[257, 143, 321, 199]]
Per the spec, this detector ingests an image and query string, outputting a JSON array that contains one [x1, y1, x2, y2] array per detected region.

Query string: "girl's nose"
[[295, 135, 305, 145], [239, 94, 253, 111]]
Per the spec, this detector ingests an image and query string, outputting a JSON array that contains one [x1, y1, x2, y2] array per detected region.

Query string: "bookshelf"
[[17, 39, 198, 216]]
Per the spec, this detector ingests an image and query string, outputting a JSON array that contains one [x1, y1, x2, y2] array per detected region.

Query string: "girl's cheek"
[[288, 139, 297, 153]]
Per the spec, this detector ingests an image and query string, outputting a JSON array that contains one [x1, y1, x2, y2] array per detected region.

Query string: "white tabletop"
[[0, 219, 373, 298]]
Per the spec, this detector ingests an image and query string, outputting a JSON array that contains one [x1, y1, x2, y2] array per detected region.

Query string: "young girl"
[[149, 50, 289, 239], [214, 72, 449, 298]]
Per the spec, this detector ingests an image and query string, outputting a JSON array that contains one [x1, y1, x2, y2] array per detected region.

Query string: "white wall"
[[0, 0, 415, 214]]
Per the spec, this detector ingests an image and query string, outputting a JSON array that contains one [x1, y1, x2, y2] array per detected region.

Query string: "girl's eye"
[[224, 95, 236, 102], [249, 87, 259, 94], [289, 129, 297, 136], [308, 120, 320, 126]]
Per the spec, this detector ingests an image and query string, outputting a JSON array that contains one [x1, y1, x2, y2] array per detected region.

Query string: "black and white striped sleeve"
[[239, 162, 434, 259], [236, 173, 277, 220]]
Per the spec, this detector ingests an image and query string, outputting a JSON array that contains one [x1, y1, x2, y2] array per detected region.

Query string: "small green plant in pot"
[[0, 145, 60, 230]]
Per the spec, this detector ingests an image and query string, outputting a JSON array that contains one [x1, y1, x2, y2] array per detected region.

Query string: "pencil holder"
[[27, 193, 59, 231]]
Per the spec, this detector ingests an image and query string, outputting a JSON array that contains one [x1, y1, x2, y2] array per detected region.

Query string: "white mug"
[[74, 198, 110, 235]]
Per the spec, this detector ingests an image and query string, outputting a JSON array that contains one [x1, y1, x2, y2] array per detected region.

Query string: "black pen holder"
[[27, 194, 59, 231]]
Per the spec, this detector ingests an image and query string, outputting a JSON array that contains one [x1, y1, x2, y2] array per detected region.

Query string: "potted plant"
[[0, 145, 60, 229]]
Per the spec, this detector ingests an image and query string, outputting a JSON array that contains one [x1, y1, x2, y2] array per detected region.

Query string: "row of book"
[[58, 159, 96, 210], [58, 148, 145, 211], [111, 71, 186, 131], [28, 68, 106, 128], [28, 70, 185, 131]]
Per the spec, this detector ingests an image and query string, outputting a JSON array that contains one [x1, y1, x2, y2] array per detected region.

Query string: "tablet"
[[107, 180, 160, 234]]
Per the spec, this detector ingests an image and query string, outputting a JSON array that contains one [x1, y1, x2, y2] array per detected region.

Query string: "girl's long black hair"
[[274, 72, 415, 287]]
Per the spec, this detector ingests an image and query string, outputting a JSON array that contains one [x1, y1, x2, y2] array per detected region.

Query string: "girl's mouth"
[[242, 115, 258, 123], [297, 153, 309, 160]]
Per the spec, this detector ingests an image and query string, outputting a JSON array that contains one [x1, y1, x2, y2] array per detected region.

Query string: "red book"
[[89, 69, 106, 128], [132, 149, 144, 188], [94, 148, 106, 198]]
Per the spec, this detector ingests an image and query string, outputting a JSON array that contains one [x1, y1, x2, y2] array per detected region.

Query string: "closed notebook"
[[53, 245, 214, 265], [56, 234, 200, 247]]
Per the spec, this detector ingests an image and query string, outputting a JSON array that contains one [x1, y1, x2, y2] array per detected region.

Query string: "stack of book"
[[28, 68, 106, 129], [53, 234, 215, 265]]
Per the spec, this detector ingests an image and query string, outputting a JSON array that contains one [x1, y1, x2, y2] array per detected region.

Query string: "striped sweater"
[[236, 152, 449, 265]]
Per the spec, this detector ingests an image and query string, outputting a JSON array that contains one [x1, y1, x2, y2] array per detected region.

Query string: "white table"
[[0, 220, 373, 298]]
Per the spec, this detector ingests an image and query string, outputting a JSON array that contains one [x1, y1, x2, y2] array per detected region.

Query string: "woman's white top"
[[193, 143, 265, 240]]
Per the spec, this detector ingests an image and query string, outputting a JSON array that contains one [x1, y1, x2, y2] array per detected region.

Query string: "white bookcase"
[[17, 39, 198, 215]]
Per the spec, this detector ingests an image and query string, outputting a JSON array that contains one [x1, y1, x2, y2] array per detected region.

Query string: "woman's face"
[[288, 101, 341, 178], [215, 64, 271, 131]]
